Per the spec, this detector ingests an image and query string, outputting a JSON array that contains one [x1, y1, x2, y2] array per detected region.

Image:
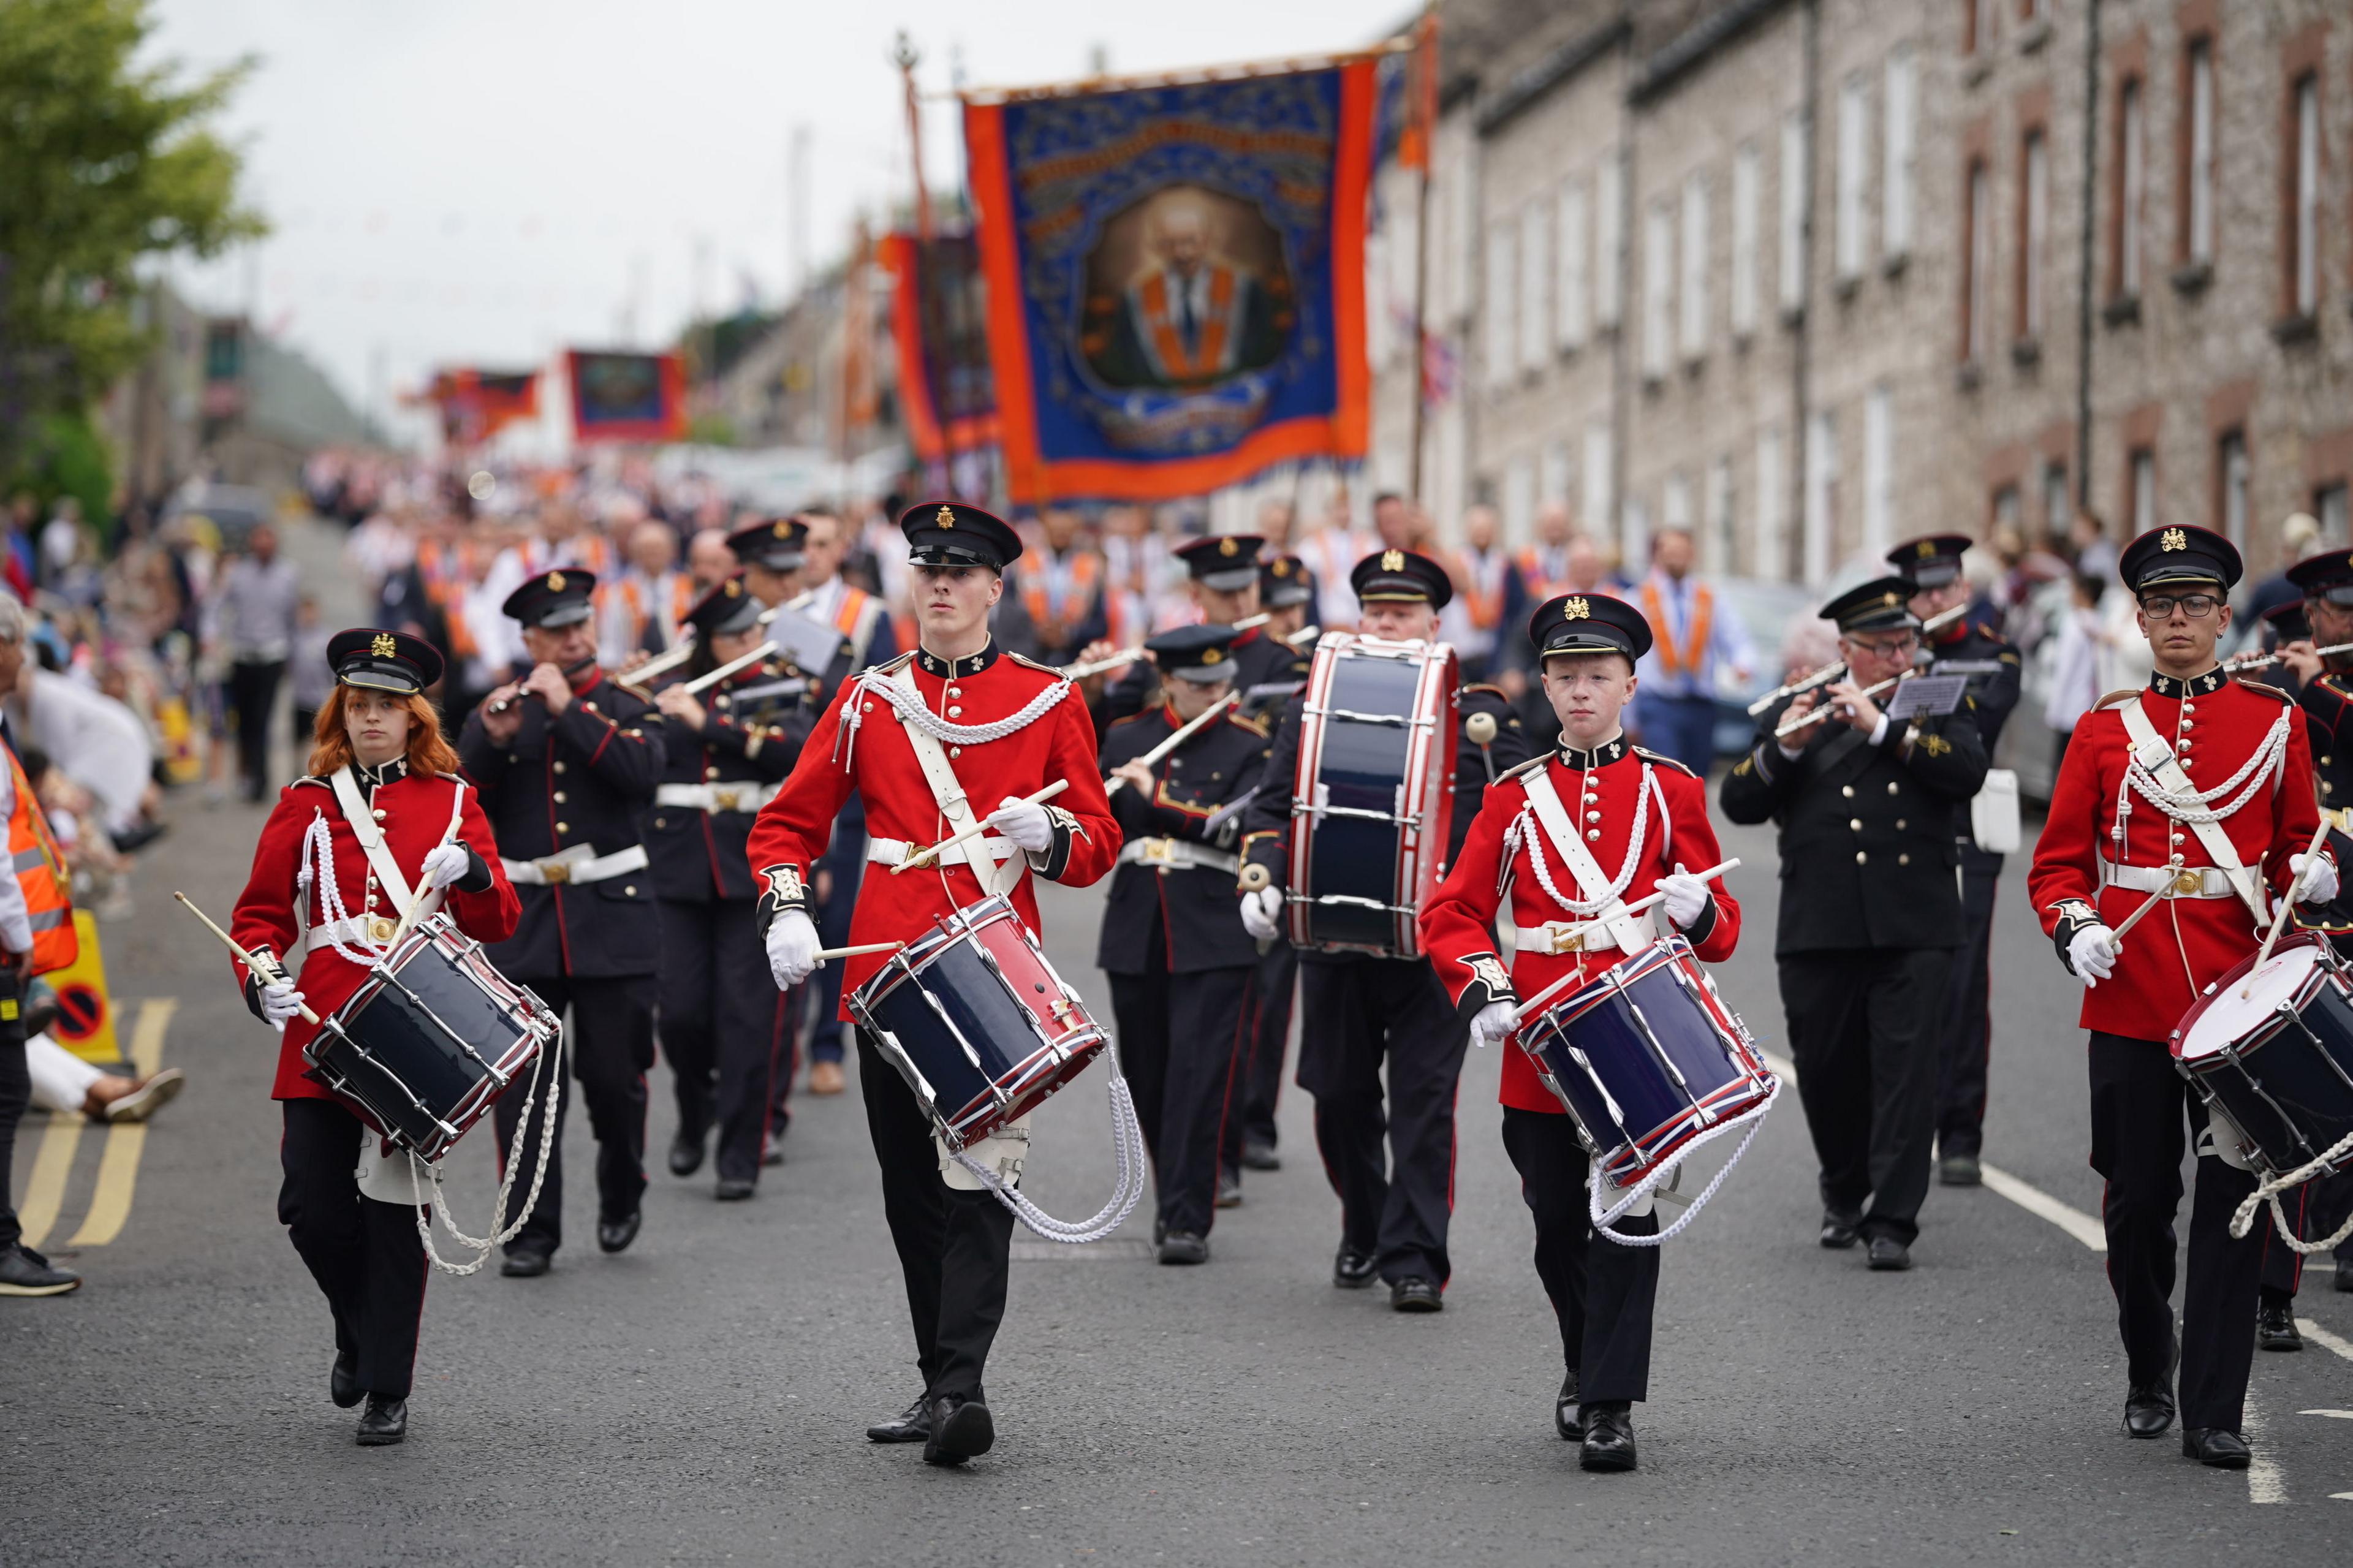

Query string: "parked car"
[[1706, 575, 1832, 758], [162, 483, 271, 554]]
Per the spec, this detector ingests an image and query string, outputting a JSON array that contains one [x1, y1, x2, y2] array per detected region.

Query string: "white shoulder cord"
[[2122, 709, 2292, 825], [1520, 762, 1656, 916], [831, 665, 1073, 771], [301, 809, 389, 965]]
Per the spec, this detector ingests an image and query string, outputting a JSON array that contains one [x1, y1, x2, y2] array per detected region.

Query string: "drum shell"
[[305, 917, 556, 1162], [848, 896, 1107, 1149], [1285, 635, 1460, 958], [1517, 937, 1772, 1186], [2172, 937, 2353, 1178]]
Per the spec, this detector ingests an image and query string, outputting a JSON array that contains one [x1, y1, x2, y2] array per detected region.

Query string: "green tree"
[[0, 0, 264, 436]]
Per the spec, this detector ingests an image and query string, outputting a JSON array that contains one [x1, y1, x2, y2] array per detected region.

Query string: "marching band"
[[214, 504, 2353, 1485]]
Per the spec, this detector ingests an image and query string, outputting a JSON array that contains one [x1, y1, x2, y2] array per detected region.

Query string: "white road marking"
[[2300, 1317, 2353, 1363], [2246, 1390, 2287, 1503], [1761, 1050, 2107, 1251], [2300, 1409, 2353, 1420]]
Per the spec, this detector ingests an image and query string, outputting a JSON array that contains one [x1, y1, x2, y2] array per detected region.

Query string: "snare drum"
[[847, 895, 1109, 1151], [306, 914, 558, 1162], [1285, 633, 1460, 957], [1515, 935, 1776, 1187], [2171, 934, 2353, 1178]]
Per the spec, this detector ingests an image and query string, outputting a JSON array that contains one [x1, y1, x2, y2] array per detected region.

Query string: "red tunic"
[[230, 764, 520, 1102], [745, 645, 1121, 1013], [2026, 669, 2319, 1042], [1420, 741, 1741, 1113]]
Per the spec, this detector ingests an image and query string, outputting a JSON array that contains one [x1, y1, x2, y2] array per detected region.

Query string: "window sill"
[[1833, 273, 1862, 301], [1641, 369, 1667, 394], [2271, 312, 2319, 347], [2170, 260, 2213, 297], [2101, 293, 2142, 327], [1731, 326, 1756, 352], [1683, 353, 1708, 378], [1963, 55, 1992, 88], [1881, 251, 1911, 281], [1956, 360, 1984, 392], [2010, 337, 2042, 369], [2018, 18, 2052, 54], [1779, 303, 1806, 330]]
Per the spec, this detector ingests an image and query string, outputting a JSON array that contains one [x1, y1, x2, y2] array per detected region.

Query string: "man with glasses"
[[2028, 525, 2333, 1469], [1721, 577, 1989, 1272]]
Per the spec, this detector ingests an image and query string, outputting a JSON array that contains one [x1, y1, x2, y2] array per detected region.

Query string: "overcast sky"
[[148, 1, 1403, 442]]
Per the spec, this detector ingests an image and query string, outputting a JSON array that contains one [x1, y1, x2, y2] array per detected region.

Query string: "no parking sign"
[[51, 910, 119, 1062]]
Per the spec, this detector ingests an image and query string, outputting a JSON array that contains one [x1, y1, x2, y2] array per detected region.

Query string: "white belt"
[[1512, 917, 1650, 957], [1116, 837, 1238, 876], [654, 781, 780, 814], [303, 914, 401, 953], [866, 836, 1021, 872], [2097, 856, 2246, 900], [501, 843, 651, 887]]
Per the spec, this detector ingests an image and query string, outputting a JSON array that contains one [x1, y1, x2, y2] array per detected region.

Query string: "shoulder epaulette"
[[2093, 688, 2141, 712], [1006, 650, 1066, 675], [294, 775, 332, 790], [2238, 678, 2294, 703], [1225, 712, 1270, 738], [1106, 709, 1157, 730], [1457, 683, 1509, 705], [873, 650, 917, 674], [1976, 621, 1999, 640], [1499, 751, 1551, 783], [1633, 745, 1698, 778]]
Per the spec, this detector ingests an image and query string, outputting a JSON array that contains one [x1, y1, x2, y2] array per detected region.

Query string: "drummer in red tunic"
[[1420, 593, 1738, 1474], [747, 502, 1118, 1468], [229, 630, 520, 1447], [2027, 523, 2335, 1470]]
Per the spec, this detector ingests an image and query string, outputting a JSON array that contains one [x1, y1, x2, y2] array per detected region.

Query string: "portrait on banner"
[[1082, 185, 1293, 393]]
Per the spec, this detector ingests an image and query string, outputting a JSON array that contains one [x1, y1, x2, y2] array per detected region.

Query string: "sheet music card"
[[1884, 674, 1968, 719]]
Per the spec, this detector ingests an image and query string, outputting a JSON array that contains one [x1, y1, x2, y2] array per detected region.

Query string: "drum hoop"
[[2173, 936, 2332, 1059]]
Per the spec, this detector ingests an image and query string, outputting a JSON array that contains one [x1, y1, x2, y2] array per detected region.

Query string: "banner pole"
[[1405, 2, 1438, 509]]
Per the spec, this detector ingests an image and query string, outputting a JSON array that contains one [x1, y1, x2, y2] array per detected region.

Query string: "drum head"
[[2177, 943, 2324, 1061]]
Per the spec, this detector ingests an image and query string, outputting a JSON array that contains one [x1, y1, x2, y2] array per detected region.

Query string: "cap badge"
[[1271, 560, 1290, 577], [1563, 597, 1590, 621], [545, 571, 565, 591], [1219, 537, 1237, 557], [937, 505, 957, 528], [371, 632, 397, 659], [723, 579, 740, 597], [1202, 647, 1223, 664], [773, 520, 791, 538], [2162, 528, 2188, 552], [1381, 550, 1404, 571], [1915, 540, 1936, 559], [1882, 592, 1899, 607]]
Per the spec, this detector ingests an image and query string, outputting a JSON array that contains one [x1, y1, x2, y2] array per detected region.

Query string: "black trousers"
[[279, 1099, 428, 1399], [1298, 956, 1468, 1286], [857, 1030, 1015, 1401], [2088, 1032, 2264, 1432], [494, 974, 656, 1254], [658, 898, 787, 1184], [1235, 941, 1297, 1156], [229, 658, 284, 798], [2259, 1180, 2316, 1298], [1501, 1107, 1659, 1404], [1934, 846, 2003, 1159], [0, 995, 26, 1254], [1108, 954, 1251, 1237], [1779, 946, 1950, 1244]]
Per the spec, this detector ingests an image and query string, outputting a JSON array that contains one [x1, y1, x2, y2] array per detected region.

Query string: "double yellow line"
[[17, 998, 175, 1250]]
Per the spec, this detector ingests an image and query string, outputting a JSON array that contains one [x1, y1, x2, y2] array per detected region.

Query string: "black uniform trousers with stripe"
[[1500, 1107, 1659, 1404], [494, 974, 656, 1255], [1110, 945, 1252, 1239], [659, 897, 787, 1185], [279, 1098, 428, 1399]]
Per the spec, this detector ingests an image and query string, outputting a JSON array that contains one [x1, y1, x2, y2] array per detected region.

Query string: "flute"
[[678, 642, 775, 695], [1059, 612, 1275, 680], [1104, 691, 1240, 795], [1746, 603, 1969, 715], [621, 589, 817, 690], [1771, 669, 1919, 740], [2229, 638, 2353, 673]]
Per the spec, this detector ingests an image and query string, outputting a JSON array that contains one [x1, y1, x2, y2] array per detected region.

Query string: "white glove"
[[1240, 887, 1283, 942], [2067, 923, 2118, 987], [765, 908, 820, 989], [1657, 862, 1710, 930], [1468, 999, 1518, 1050], [260, 979, 305, 1029], [987, 795, 1054, 854], [2293, 852, 2340, 906], [420, 842, 472, 892]]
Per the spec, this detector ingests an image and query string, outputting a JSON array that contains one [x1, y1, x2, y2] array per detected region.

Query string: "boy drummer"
[[1420, 593, 1740, 1473]]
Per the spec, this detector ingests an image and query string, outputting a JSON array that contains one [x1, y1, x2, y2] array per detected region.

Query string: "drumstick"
[[2244, 817, 2334, 997], [812, 941, 903, 963], [680, 640, 776, 695], [892, 779, 1071, 876], [1105, 691, 1240, 795], [2102, 881, 2176, 949], [1507, 859, 1743, 1023], [172, 891, 327, 1028], [382, 836, 454, 955]]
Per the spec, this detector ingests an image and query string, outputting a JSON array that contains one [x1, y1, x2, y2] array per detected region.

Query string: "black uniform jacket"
[[1240, 680, 1529, 964], [641, 658, 814, 904], [2290, 665, 2353, 943], [1718, 697, 1989, 955], [1101, 624, 1308, 729], [1096, 702, 1271, 975], [1925, 615, 2023, 752], [457, 665, 665, 980]]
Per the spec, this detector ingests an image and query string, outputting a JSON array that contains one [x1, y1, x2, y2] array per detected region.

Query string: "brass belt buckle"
[[368, 915, 397, 943], [1139, 837, 1179, 868], [540, 859, 572, 885], [712, 786, 744, 812], [2171, 867, 2203, 896], [1548, 925, 1585, 955]]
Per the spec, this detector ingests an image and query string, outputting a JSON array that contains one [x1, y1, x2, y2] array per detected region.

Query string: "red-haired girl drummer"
[[229, 629, 518, 1447]]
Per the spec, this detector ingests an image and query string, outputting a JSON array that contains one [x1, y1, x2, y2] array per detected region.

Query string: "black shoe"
[[1819, 1212, 1860, 1250], [597, 1210, 641, 1254], [1158, 1230, 1209, 1265], [332, 1352, 362, 1409], [762, 1131, 786, 1167], [1333, 1245, 1377, 1289], [668, 1130, 706, 1178], [1241, 1136, 1281, 1172], [1555, 1373, 1582, 1441], [0, 1244, 81, 1296], [1215, 1170, 1243, 1209], [1938, 1153, 1982, 1187], [1390, 1276, 1443, 1312], [108, 820, 167, 855], [866, 1395, 933, 1444], [713, 1178, 756, 1202], [2336, 1259, 2353, 1294], [500, 1244, 552, 1279], [355, 1395, 407, 1446], [1578, 1404, 1637, 1472], [2122, 1383, 2176, 1439], [1866, 1235, 1912, 1271], [2181, 1428, 2251, 1469], [923, 1396, 995, 1466], [2257, 1300, 2302, 1351]]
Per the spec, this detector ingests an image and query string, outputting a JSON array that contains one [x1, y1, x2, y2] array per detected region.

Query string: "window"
[[1643, 198, 1673, 379], [2218, 430, 2249, 548], [1596, 155, 1624, 328], [1731, 142, 1760, 335], [1707, 455, 1735, 572], [2021, 0, 2046, 23], [1663, 470, 1692, 534], [2319, 482, 2350, 547], [1583, 420, 1613, 545], [1756, 425, 1787, 581], [1969, 0, 1998, 56], [2130, 448, 2156, 534], [1680, 173, 1710, 359], [1444, 137, 1476, 322], [2289, 74, 2319, 317], [2184, 39, 2215, 265], [1836, 75, 1869, 280], [2021, 130, 2048, 339], [1805, 410, 1840, 586], [1520, 198, 1552, 373], [1863, 385, 1893, 559], [1484, 219, 1516, 389], [2116, 78, 2145, 297], [2042, 460, 2069, 537], [1557, 176, 1590, 350], [1883, 48, 1917, 259], [1541, 441, 1574, 514], [1963, 159, 1990, 361], [1993, 483, 2021, 535], [1779, 110, 1808, 313], [1503, 456, 1535, 543]]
